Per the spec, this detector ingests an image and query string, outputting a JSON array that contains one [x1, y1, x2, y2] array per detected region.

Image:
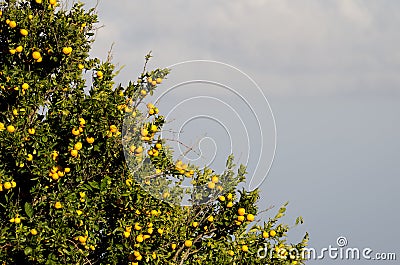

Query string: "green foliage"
[[0, 1, 308, 264]]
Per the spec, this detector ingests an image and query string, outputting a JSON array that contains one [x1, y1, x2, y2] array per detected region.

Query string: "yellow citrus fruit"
[[150, 124, 157, 132], [156, 77, 162, 84], [207, 182, 215, 189], [140, 128, 148, 137], [184, 240, 193, 247], [96, 71, 103, 78], [147, 77, 153, 83], [7, 125, 15, 133], [27, 154, 33, 161], [86, 137, 94, 144], [32, 51, 41, 60], [227, 193, 233, 200], [49, 0, 57, 5], [62, 47, 72, 55], [140, 89, 147, 96], [20, 29, 28, 36], [227, 201, 233, 208], [22, 83, 30, 90], [211, 176, 219, 183], [123, 231, 130, 238], [237, 216, 245, 222], [219, 196, 226, 201], [54, 202, 62, 209], [74, 142, 83, 150], [238, 208, 246, 216], [4, 182, 12, 190], [109, 125, 117, 133], [242, 245, 248, 252], [16, 46, 23, 52], [11, 181, 16, 188], [78, 236, 86, 243], [136, 234, 144, 243], [35, 0, 42, 3], [262, 231, 269, 238], [207, 216, 214, 222], [14, 217, 21, 224], [270, 230, 277, 237], [247, 214, 255, 221], [151, 80, 157, 86], [28, 15, 33, 19], [155, 143, 162, 149], [157, 228, 164, 234], [9, 21, 17, 28], [171, 243, 177, 250], [72, 128, 80, 136], [36, 57, 42, 63], [30, 229, 38, 235], [228, 250, 234, 256], [78, 63, 84, 70], [64, 167, 71, 173], [192, 222, 198, 227], [9, 218, 15, 223], [71, 149, 78, 157]]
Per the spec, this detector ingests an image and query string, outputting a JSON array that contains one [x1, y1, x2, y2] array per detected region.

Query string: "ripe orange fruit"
[[7, 125, 15, 133], [219, 196, 226, 201], [22, 83, 30, 90], [269, 230, 277, 237], [74, 142, 83, 150], [262, 231, 269, 238], [27, 154, 33, 161], [227, 201, 233, 208], [123, 231, 130, 238], [35, 0, 42, 3], [72, 128, 80, 136], [227, 193, 233, 200], [9, 21, 17, 28], [30, 229, 38, 235], [96, 71, 103, 78], [32, 51, 41, 60], [20, 29, 28, 36], [156, 77, 162, 84], [192, 222, 198, 227], [3, 181, 11, 190], [14, 217, 21, 224], [242, 245, 248, 252], [86, 137, 94, 144], [136, 234, 144, 243], [237, 216, 245, 222], [54, 202, 62, 209], [207, 216, 214, 222], [71, 149, 78, 157], [62, 47, 72, 55], [238, 208, 246, 216], [16, 46, 23, 52], [247, 214, 255, 221], [49, 0, 57, 5], [78, 236, 86, 243], [171, 243, 177, 250], [109, 125, 117, 133], [184, 240, 193, 247], [207, 182, 215, 189]]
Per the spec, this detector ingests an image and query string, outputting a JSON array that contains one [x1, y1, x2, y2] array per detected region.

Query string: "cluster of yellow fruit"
[[147, 142, 162, 157], [235, 208, 255, 226], [207, 175, 222, 190], [140, 123, 157, 142], [9, 215, 22, 224], [48, 165, 70, 181], [107, 124, 121, 138], [0, 123, 16, 133], [32, 51, 42, 63], [0, 180, 17, 192], [74, 231, 95, 250], [34, 0, 57, 6], [146, 103, 159, 116], [219, 192, 234, 208], [129, 145, 143, 158], [262, 229, 277, 239], [147, 77, 163, 87], [175, 160, 194, 177]]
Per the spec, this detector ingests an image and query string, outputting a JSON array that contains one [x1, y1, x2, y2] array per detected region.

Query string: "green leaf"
[[24, 202, 34, 218], [24, 247, 33, 255]]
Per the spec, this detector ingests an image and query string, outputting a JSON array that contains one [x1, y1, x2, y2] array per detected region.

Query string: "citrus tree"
[[0, 1, 308, 264]]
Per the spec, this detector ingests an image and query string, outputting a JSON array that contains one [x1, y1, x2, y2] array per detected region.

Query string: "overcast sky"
[[81, 1, 400, 264]]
